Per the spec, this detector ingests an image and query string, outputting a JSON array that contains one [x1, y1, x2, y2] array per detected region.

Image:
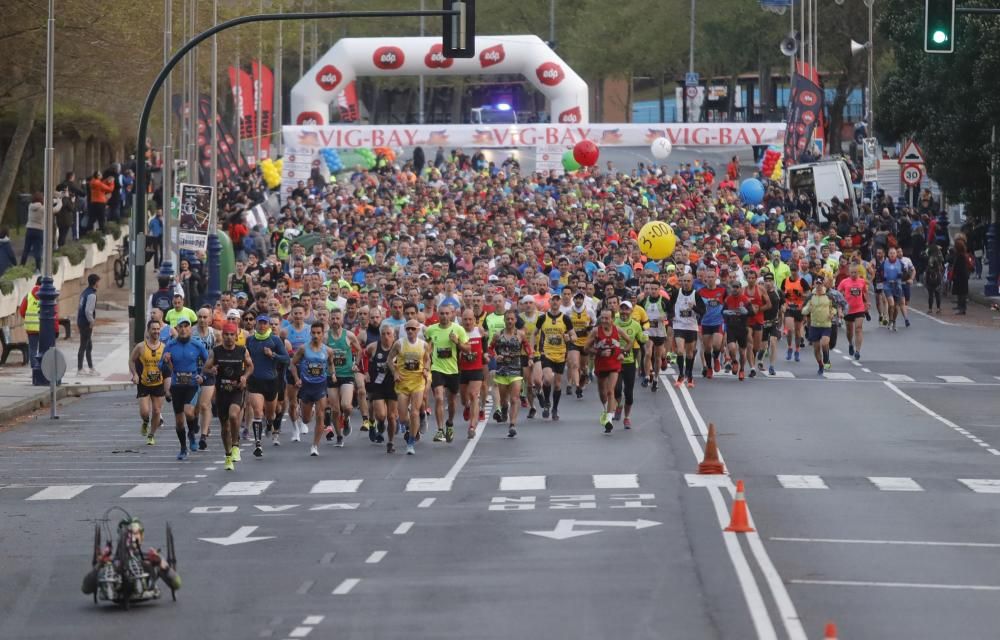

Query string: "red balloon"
[[573, 139, 599, 167]]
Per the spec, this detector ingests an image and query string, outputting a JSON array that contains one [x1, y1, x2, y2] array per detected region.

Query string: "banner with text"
[[281, 122, 786, 151], [177, 183, 214, 252]]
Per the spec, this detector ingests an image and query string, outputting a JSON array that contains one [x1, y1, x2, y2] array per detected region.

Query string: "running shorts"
[[137, 383, 165, 398], [170, 385, 198, 414], [394, 378, 425, 396], [807, 326, 832, 342], [540, 356, 566, 375], [247, 377, 280, 401], [299, 381, 328, 403], [673, 329, 699, 344], [215, 389, 245, 416], [494, 374, 523, 386], [459, 369, 485, 384], [701, 324, 723, 336], [844, 311, 865, 322], [431, 371, 460, 394]]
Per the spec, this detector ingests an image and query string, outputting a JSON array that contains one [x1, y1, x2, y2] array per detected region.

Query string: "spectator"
[[18, 276, 59, 367], [57, 184, 76, 247], [147, 209, 163, 267], [951, 237, 971, 315], [77, 273, 100, 376], [0, 227, 16, 277], [88, 171, 113, 232], [22, 192, 60, 268]]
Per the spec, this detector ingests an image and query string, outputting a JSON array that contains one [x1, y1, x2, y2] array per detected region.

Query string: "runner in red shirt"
[[586, 308, 623, 435], [458, 308, 486, 438], [744, 270, 771, 376]]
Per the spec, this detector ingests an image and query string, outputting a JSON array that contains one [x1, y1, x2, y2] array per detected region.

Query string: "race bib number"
[[403, 358, 420, 371], [175, 371, 194, 386], [306, 362, 325, 377], [436, 347, 453, 359], [332, 350, 347, 367], [679, 309, 692, 318], [374, 372, 386, 384], [461, 351, 478, 362], [649, 319, 660, 328], [546, 334, 563, 346], [850, 287, 861, 297]]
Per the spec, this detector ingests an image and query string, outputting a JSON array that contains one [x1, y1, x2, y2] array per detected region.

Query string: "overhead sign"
[[901, 163, 924, 187], [900, 139, 926, 165], [524, 518, 661, 540], [685, 71, 700, 87]]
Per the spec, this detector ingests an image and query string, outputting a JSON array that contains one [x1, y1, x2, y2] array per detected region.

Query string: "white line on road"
[[884, 382, 1000, 455], [910, 307, 957, 326], [331, 578, 360, 595], [365, 550, 387, 564], [405, 478, 453, 492], [937, 375, 974, 383], [417, 498, 436, 508], [777, 475, 829, 489], [26, 485, 90, 500], [216, 481, 273, 496], [302, 616, 324, 625], [120, 482, 183, 498], [500, 475, 547, 491], [772, 536, 1000, 548], [867, 477, 924, 492], [310, 480, 363, 494], [879, 373, 915, 382], [393, 522, 413, 535], [958, 479, 1000, 493], [288, 626, 314, 638], [592, 474, 639, 489], [791, 579, 1000, 591], [296, 581, 314, 595]]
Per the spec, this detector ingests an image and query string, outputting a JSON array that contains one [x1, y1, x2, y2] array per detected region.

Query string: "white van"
[[787, 159, 859, 224]]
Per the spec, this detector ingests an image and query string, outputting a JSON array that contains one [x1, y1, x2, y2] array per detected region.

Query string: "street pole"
[[418, 0, 425, 124], [298, 0, 305, 78], [206, 0, 221, 306], [867, 0, 874, 136], [161, 0, 173, 282], [257, 0, 264, 164], [685, 0, 695, 123], [235, 30, 241, 163], [987, 124, 999, 295], [275, 1, 283, 154], [189, 0, 199, 182], [37, 0, 59, 398], [130, 8, 459, 343], [549, 0, 555, 45]]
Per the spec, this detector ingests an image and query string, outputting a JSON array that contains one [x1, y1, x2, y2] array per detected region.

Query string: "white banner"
[[535, 144, 569, 175], [282, 122, 785, 151], [177, 183, 214, 252]]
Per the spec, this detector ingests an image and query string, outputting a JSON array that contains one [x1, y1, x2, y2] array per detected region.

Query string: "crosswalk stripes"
[[310, 480, 363, 494], [216, 481, 273, 496], [26, 485, 91, 500], [868, 477, 924, 492], [937, 375, 974, 384], [499, 476, 546, 491], [823, 372, 855, 380], [593, 474, 639, 489], [121, 482, 184, 498], [958, 479, 1000, 493], [777, 475, 829, 489], [879, 374, 915, 382]]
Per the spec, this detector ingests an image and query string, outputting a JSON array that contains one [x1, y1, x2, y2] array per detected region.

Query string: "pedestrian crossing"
[[666, 369, 999, 384], [11, 473, 1000, 502]]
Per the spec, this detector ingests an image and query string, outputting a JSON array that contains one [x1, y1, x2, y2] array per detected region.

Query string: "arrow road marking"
[[199, 525, 275, 546], [525, 518, 661, 540]]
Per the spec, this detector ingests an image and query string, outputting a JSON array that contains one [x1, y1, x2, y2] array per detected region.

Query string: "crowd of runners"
[[129, 149, 947, 470]]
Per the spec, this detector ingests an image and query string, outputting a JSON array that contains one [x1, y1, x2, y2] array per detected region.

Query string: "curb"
[[0, 383, 130, 424]]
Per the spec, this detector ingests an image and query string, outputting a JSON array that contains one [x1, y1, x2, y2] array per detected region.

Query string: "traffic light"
[[441, 0, 475, 58], [924, 0, 956, 53]]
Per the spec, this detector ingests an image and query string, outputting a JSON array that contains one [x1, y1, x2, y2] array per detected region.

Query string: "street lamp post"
[[987, 125, 999, 296], [685, 0, 695, 123], [36, 0, 58, 392], [159, 0, 174, 284], [206, 0, 222, 306]]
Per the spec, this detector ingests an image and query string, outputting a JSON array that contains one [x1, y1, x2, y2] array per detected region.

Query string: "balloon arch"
[[290, 35, 590, 126]]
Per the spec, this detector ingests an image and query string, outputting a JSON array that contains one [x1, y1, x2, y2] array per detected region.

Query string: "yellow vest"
[[24, 292, 40, 333]]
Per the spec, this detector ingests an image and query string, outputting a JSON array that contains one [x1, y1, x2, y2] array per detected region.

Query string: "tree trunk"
[[0, 96, 40, 226], [826, 74, 851, 157]]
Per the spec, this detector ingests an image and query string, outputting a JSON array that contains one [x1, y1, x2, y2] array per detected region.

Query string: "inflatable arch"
[[290, 35, 590, 126]]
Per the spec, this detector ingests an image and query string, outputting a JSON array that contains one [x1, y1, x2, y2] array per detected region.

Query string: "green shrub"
[[106, 221, 122, 240], [54, 242, 87, 266], [84, 230, 106, 251], [0, 265, 36, 295]]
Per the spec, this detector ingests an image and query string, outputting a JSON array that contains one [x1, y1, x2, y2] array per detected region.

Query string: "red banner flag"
[[251, 60, 274, 160], [337, 80, 360, 123], [228, 66, 255, 159]]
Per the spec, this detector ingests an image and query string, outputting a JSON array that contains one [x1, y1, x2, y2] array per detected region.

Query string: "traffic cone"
[[823, 622, 838, 639], [724, 480, 755, 532], [698, 423, 725, 474]]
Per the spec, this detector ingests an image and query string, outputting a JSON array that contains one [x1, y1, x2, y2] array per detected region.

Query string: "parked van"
[[787, 159, 859, 224]]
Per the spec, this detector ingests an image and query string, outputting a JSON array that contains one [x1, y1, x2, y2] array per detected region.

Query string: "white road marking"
[[770, 370, 795, 378], [777, 475, 828, 489], [885, 382, 1000, 455], [832, 349, 842, 354], [910, 307, 957, 326], [862, 368, 871, 373], [959, 479, 1000, 493], [191, 505, 238, 514], [500, 475, 547, 491], [393, 522, 413, 535], [868, 477, 923, 492], [405, 478, 453, 492], [365, 550, 387, 564], [289, 626, 314, 638], [302, 616, 324, 625], [937, 375, 974, 383], [26, 485, 91, 500], [850, 360, 862, 367], [331, 578, 360, 595], [772, 536, 1000, 548], [824, 372, 856, 380], [593, 474, 639, 489], [791, 579, 1000, 591], [295, 581, 314, 595], [417, 498, 436, 508], [879, 373, 915, 382], [216, 481, 273, 496], [310, 480, 363, 494], [120, 482, 184, 498]]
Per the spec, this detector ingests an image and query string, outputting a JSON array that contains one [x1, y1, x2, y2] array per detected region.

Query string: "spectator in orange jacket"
[[88, 171, 113, 233]]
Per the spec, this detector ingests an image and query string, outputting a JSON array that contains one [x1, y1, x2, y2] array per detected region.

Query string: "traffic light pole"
[[130, 8, 462, 344]]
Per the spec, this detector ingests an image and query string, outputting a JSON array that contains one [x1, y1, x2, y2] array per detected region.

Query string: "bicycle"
[[113, 237, 130, 288]]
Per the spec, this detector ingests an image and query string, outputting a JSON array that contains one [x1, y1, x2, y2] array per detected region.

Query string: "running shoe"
[[310, 445, 319, 457], [433, 429, 446, 442], [188, 433, 198, 451], [507, 426, 517, 438], [613, 407, 623, 421], [551, 411, 560, 422], [600, 411, 609, 426], [854, 351, 861, 360], [419, 413, 428, 433], [768, 366, 776, 376], [253, 442, 263, 457], [272, 432, 281, 446], [368, 425, 378, 443], [176, 449, 188, 461], [493, 408, 503, 423], [300, 420, 310, 436], [198, 436, 207, 451], [468, 426, 477, 439], [360, 419, 369, 432], [406, 442, 416, 455], [240, 427, 249, 441], [785, 348, 793, 361], [335, 436, 344, 448], [224, 456, 234, 471], [891, 323, 897, 332], [738, 369, 745, 381], [623, 418, 632, 430], [641, 377, 649, 388], [527, 407, 537, 419], [576, 387, 583, 399], [387, 442, 395, 454], [342, 417, 352, 437], [651, 377, 658, 392], [140, 421, 148, 437], [146, 434, 155, 446], [713, 357, 721, 373], [817, 366, 824, 376], [325, 426, 335, 441], [799, 338, 806, 349], [478, 410, 485, 422], [375, 432, 385, 444], [706, 368, 714, 380], [748, 368, 757, 378], [520, 397, 528, 409], [686, 378, 695, 389], [231, 445, 241, 462], [291, 428, 301, 443], [463, 406, 470, 422], [604, 421, 613, 434], [794, 351, 800, 362], [724, 362, 732, 373], [500, 406, 509, 423], [824, 362, 832, 371], [674, 378, 683, 389], [445, 426, 455, 443], [848, 344, 855, 356], [542, 407, 550, 419]]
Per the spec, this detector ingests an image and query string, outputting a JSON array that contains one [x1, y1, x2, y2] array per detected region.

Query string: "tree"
[[877, 0, 996, 219]]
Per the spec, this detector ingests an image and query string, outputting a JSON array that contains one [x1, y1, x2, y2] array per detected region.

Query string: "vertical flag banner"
[[229, 66, 256, 165], [252, 60, 274, 159], [337, 81, 360, 122], [177, 183, 214, 251], [783, 61, 824, 166]]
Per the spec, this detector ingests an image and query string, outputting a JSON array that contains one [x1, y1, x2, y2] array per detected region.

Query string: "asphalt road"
[[1, 310, 999, 640]]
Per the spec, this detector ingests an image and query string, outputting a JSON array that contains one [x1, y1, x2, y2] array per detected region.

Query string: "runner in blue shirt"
[[161, 317, 209, 460], [246, 315, 290, 457]]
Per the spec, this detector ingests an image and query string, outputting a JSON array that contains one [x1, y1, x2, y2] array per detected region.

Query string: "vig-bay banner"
[[281, 123, 786, 151]]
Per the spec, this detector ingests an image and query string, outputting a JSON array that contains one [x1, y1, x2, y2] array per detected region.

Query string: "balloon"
[[637, 220, 676, 260], [739, 178, 765, 205], [562, 150, 581, 172], [573, 139, 599, 167], [650, 137, 673, 160]]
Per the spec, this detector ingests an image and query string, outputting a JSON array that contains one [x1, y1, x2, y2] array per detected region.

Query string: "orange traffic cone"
[[698, 423, 725, 474], [724, 480, 755, 532], [823, 622, 838, 639]]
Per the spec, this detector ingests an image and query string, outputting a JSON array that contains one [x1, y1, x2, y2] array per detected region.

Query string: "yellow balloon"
[[638, 220, 676, 260]]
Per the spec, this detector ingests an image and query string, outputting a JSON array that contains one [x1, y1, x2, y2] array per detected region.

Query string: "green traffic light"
[[932, 29, 949, 44]]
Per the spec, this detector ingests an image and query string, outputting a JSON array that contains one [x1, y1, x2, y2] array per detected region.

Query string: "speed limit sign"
[[901, 163, 923, 187]]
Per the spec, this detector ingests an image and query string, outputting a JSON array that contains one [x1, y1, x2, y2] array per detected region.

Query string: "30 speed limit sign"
[[901, 163, 923, 187]]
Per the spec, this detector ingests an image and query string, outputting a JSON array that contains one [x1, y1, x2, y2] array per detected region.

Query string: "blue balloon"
[[739, 178, 765, 205], [321, 148, 343, 173]]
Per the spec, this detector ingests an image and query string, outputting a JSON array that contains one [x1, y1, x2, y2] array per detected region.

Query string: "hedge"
[[0, 265, 36, 295]]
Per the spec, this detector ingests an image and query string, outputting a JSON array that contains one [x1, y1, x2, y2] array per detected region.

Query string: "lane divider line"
[[331, 578, 360, 595], [884, 381, 1000, 456]]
